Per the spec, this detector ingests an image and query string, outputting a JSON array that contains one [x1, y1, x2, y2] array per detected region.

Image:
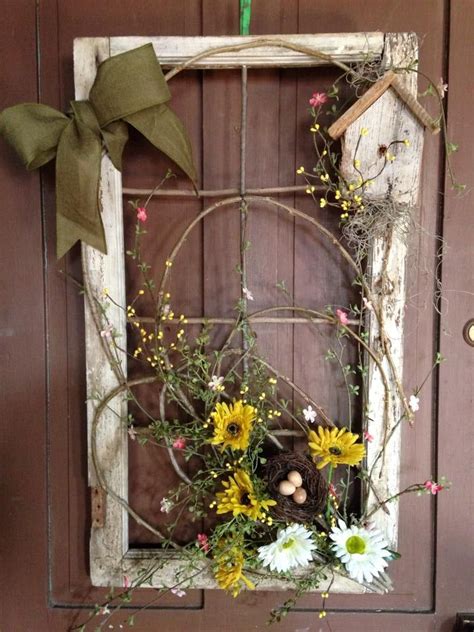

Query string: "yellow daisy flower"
[[216, 470, 276, 520], [210, 400, 256, 451], [214, 548, 255, 597], [308, 426, 365, 469]]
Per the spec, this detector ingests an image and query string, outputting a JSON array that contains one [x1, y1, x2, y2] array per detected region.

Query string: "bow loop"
[[0, 103, 69, 170], [0, 43, 197, 258], [89, 43, 171, 127]]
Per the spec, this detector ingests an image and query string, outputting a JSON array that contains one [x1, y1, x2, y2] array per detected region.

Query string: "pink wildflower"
[[173, 437, 186, 450], [100, 324, 114, 339], [136, 207, 148, 222], [196, 533, 210, 553], [309, 92, 328, 107], [328, 484, 339, 500], [123, 575, 131, 589], [127, 425, 137, 441], [424, 480, 444, 495], [335, 309, 349, 326], [171, 587, 186, 597], [363, 431, 374, 442]]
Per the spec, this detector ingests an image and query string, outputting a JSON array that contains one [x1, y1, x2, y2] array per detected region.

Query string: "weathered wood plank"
[[340, 32, 424, 547], [75, 36, 129, 586], [107, 33, 384, 67]]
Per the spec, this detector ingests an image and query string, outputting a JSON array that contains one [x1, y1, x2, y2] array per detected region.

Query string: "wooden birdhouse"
[[327, 65, 438, 207]]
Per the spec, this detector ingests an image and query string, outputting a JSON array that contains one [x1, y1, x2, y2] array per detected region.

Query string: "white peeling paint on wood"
[[75, 37, 129, 586], [340, 32, 423, 547], [108, 33, 384, 68], [120, 555, 382, 594]]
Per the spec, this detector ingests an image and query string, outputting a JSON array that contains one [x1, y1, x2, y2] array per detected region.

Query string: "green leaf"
[[447, 142, 459, 155]]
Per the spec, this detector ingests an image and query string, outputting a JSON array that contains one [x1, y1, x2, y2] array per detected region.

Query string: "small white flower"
[[409, 395, 420, 413], [160, 497, 173, 513], [329, 519, 391, 584], [437, 77, 448, 98], [98, 605, 111, 616], [242, 287, 254, 301], [162, 303, 171, 316], [208, 375, 225, 392], [171, 586, 186, 597], [257, 524, 317, 573], [128, 425, 137, 440], [362, 297, 374, 312], [303, 405, 317, 424]]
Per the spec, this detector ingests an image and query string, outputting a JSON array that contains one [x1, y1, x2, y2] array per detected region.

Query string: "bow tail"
[[125, 104, 198, 187], [55, 119, 107, 258]]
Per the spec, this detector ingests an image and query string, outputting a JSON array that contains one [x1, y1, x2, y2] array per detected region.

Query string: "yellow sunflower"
[[210, 400, 256, 451], [216, 469, 276, 520], [308, 426, 365, 469], [214, 548, 255, 597]]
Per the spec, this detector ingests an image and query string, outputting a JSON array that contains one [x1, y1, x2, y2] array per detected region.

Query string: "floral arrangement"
[[73, 42, 458, 632]]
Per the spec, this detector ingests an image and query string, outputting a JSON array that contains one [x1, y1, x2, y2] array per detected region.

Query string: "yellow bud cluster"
[[296, 166, 305, 175]]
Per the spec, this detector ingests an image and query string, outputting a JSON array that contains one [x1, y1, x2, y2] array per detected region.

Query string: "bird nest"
[[265, 451, 328, 523]]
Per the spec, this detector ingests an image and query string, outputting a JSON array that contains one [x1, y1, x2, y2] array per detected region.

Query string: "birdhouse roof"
[[327, 70, 440, 140]]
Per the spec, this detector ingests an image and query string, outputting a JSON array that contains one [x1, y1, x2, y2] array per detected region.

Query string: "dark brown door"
[[1, 1, 473, 631]]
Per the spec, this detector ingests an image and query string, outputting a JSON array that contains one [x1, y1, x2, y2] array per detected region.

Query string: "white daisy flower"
[[408, 395, 420, 413], [329, 519, 391, 584], [303, 405, 317, 424], [257, 524, 317, 573]]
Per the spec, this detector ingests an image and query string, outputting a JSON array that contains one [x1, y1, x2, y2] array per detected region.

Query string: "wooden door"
[[1, 2, 473, 631]]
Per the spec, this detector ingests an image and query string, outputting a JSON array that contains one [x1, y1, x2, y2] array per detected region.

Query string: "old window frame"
[[75, 33, 422, 592]]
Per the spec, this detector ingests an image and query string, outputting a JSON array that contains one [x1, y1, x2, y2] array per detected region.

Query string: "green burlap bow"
[[0, 44, 197, 258]]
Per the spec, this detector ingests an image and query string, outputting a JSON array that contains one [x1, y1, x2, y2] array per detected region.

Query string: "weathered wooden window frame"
[[76, 33, 422, 593]]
